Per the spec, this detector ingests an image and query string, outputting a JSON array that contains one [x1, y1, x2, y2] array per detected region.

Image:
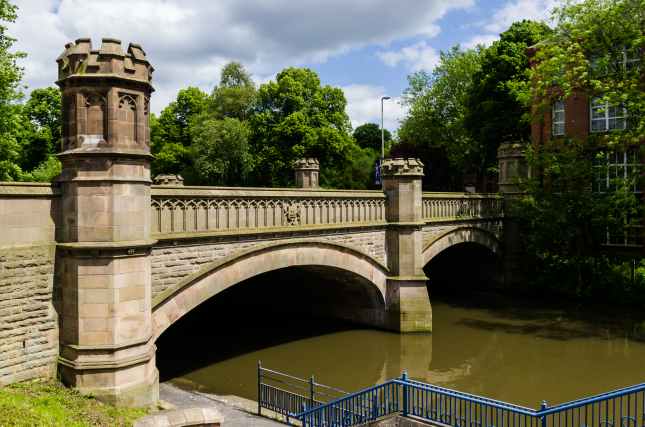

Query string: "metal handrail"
[[289, 369, 645, 427], [402, 379, 537, 414], [539, 382, 645, 415]]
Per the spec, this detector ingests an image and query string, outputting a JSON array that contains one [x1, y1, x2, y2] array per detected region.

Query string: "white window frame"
[[593, 148, 643, 246], [590, 47, 640, 74], [551, 100, 565, 137], [593, 148, 642, 194], [590, 97, 628, 133]]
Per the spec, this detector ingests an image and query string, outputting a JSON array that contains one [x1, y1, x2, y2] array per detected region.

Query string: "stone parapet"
[[151, 187, 385, 237]]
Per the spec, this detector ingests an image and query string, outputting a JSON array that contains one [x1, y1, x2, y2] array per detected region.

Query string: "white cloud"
[[484, 0, 557, 34], [342, 84, 407, 132], [10, 0, 473, 114], [462, 0, 558, 52], [377, 41, 440, 72], [462, 34, 498, 49]]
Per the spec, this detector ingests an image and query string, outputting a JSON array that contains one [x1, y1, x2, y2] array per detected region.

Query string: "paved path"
[[159, 382, 286, 426]]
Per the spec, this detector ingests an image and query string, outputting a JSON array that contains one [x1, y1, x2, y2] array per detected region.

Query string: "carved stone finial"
[[153, 174, 184, 186], [380, 158, 424, 177], [294, 158, 320, 188], [293, 158, 320, 170]]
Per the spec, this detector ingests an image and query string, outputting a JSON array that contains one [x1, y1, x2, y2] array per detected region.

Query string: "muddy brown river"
[[160, 297, 645, 409]]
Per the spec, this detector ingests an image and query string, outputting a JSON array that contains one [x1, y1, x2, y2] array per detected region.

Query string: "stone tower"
[[56, 38, 157, 406]]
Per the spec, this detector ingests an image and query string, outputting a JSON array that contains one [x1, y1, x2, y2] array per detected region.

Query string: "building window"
[[590, 97, 627, 132], [590, 47, 640, 75], [551, 100, 565, 136], [593, 148, 643, 246], [593, 148, 642, 193]]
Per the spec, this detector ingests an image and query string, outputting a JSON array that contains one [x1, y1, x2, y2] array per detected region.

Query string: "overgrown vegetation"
[[398, 20, 551, 190], [0, 380, 147, 426], [512, 0, 645, 302]]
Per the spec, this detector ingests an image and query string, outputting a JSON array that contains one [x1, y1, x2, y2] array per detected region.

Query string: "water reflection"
[[162, 298, 645, 409]]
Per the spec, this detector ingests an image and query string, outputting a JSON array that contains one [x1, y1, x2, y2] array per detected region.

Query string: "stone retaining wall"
[[0, 183, 59, 385]]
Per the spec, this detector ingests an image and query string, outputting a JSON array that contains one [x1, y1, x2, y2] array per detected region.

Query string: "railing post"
[[310, 375, 315, 409], [540, 400, 548, 427], [402, 370, 409, 417], [258, 360, 262, 416]]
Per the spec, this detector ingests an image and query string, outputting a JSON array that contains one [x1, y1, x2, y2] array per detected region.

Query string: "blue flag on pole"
[[374, 159, 381, 186]]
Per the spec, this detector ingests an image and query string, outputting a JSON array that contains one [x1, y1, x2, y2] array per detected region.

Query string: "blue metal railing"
[[285, 369, 645, 427], [257, 361, 349, 423]]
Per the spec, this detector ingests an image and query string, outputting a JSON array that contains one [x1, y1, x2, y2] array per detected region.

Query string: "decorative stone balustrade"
[[151, 186, 386, 237], [422, 193, 503, 222]]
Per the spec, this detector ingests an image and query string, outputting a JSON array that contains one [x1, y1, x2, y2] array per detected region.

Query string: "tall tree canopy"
[[353, 123, 391, 151], [249, 67, 355, 187], [398, 46, 483, 190], [0, 0, 25, 181], [191, 117, 253, 186], [210, 61, 256, 120], [463, 20, 551, 179], [151, 86, 210, 179], [19, 87, 61, 172]]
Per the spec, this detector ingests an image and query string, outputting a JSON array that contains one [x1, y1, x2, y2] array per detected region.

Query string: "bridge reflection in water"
[[157, 261, 645, 409]]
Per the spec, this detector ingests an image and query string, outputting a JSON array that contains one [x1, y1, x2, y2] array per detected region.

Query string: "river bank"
[[0, 379, 147, 426]]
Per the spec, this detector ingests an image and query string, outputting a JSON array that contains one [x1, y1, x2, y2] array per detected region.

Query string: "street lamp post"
[[380, 96, 391, 160]]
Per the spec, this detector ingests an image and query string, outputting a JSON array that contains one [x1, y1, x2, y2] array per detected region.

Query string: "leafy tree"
[[191, 117, 253, 186], [0, 0, 25, 181], [151, 87, 209, 178], [514, 0, 645, 302], [18, 87, 61, 172], [463, 20, 551, 181], [398, 46, 483, 190], [249, 67, 355, 187], [210, 62, 256, 120], [353, 123, 391, 152]]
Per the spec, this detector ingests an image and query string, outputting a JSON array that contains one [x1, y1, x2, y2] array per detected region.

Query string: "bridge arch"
[[152, 240, 389, 339], [422, 226, 500, 265]]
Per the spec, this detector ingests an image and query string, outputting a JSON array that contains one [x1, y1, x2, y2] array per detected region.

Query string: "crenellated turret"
[[56, 37, 153, 83], [56, 38, 154, 156]]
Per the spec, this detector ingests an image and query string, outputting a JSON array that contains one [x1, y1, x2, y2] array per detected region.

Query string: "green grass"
[[0, 380, 148, 426]]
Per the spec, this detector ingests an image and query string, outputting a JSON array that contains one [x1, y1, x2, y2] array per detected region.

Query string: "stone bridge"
[[0, 37, 504, 407], [149, 184, 502, 341]]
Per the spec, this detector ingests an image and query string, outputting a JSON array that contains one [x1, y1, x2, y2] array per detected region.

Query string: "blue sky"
[[10, 0, 557, 131]]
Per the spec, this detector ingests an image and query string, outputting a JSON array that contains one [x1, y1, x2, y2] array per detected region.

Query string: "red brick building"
[[529, 50, 643, 249]]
